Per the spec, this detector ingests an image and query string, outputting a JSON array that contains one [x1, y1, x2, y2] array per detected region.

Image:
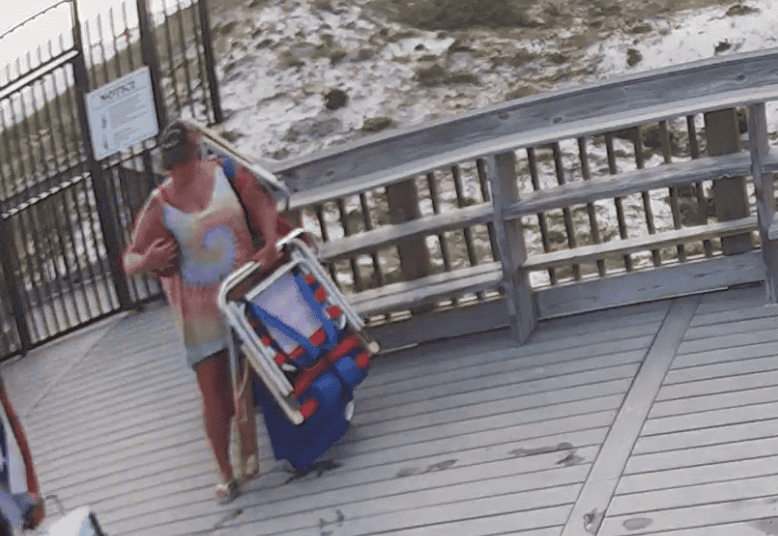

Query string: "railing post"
[[748, 103, 778, 303], [0, 217, 30, 355], [385, 180, 433, 315], [489, 151, 536, 343], [70, 0, 132, 311], [705, 109, 753, 254]]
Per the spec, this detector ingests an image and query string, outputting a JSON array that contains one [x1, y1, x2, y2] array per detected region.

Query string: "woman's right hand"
[[146, 237, 179, 275]]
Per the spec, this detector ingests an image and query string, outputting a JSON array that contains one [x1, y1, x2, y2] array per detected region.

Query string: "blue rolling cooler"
[[218, 232, 379, 471]]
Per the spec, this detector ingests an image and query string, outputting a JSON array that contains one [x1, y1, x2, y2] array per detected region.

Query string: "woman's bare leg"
[[194, 351, 234, 481]]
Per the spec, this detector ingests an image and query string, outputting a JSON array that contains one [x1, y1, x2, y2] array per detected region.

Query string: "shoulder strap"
[[219, 157, 251, 222], [157, 187, 171, 204]]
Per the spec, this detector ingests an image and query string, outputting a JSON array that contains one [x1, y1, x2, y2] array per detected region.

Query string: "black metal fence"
[[0, 0, 222, 358]]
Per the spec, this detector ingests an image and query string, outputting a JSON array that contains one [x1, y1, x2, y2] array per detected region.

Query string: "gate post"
[[70, 1, 132, 310], [197, 0, 224, 124], [0, 217, 31, 355], [136, 0, 167, 129]]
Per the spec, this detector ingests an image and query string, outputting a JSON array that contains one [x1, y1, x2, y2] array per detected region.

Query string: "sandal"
[[215, 478, 239, 505], [237, 454, 260, 485]]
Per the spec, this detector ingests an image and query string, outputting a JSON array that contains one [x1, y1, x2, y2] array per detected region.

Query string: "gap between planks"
[[559, 295, 701, 536]]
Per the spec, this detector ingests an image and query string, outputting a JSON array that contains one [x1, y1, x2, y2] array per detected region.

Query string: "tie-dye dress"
[[158, 165, 255, 368]]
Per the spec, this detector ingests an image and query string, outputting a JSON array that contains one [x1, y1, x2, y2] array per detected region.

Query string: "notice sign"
[[86, 66, 159, 160]]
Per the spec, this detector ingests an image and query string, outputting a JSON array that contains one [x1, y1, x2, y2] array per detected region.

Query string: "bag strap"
[[244, 301, 322, 366], [220, 157, 255, 232], [242, 270, 339, 367], [293, 271, 338, 348]]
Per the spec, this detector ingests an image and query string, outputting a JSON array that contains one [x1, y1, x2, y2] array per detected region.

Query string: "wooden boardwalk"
[[4, 285, 778, 535]]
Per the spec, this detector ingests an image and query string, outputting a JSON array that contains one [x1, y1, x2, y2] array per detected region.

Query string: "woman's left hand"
[[253, 245, 282, 270]]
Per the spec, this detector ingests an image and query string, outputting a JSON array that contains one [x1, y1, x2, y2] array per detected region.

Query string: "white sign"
[[86, 66, 159, 160]]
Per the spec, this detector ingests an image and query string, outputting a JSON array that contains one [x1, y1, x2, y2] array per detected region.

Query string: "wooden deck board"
[[599, 285, 778, 536], [8, 297, 642, 536], [15, 285, 778, 536]]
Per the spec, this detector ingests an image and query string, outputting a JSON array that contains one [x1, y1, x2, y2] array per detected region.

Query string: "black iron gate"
[[0, 0, 223, 358]]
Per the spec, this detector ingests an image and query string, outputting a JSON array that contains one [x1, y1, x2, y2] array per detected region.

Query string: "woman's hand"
[[146, 237, 179, 275], [253, 245, 281, 270]]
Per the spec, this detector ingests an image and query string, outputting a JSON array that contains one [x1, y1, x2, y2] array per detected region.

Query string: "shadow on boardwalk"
[[3, 284, 778, 536]]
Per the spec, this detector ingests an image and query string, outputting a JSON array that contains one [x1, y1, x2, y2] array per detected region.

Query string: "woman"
[[123, 121, 282, 503]]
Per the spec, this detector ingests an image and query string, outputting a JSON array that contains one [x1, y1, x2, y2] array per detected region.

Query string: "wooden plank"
[[524, 217, 757, 271], [665, 354, 778, 386], [26, 370, 190, 432], [642, 400, 778, 437], [531, 309, 669, 343], [307, 110, 776, 214], [364, 298, 510, 350], [84, 450, 590, 524], [67, 427, 608, 514], [609, 474, 778, 517], [690, 300, 778, 328], [615, 521, 778, 536], [356, 363, 638, 427], [362, 323, 656, 397], [657, 368, 778, 402], [650, 384, 778, 419], [344, 395, 623, 455], [676, 325, 778, 356], [358, 341, 645, 411], [748, 102, 778, 302], [505, 152, 771, 221], [331, 410, 619, 474], [694, 285, 765, 315], [359, 346, 648, 406], [319, 202, 493, 261], [207, 428, 608, 531], [617, 454, 778, 495], [210, 484, 581, 536], [370, 316, 655, 388], [489, 151, 537, 342], [36, 416, 204, 482], [26, 379, 196, 442], [536, 252, 761, 319], [102, 459, 588, 532], [288, 111, 778, 210], [599, 493, 778, 535], [349, 262, 503, 316], [356, 379, 632, 436], [276, 48, 778, 198], [625, 434, 778, 474], [633, 417, 778, 457], [124, 502, 572, 536], [559, 296, 700, 536], [683, 314, 778, 342]]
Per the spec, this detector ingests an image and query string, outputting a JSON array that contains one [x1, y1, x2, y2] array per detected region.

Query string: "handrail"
[[258, 47, 778, 347], [274, 48, 778, 197]]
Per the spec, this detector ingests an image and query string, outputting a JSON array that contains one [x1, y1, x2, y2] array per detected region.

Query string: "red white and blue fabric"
[[243, 268, 370, 421]]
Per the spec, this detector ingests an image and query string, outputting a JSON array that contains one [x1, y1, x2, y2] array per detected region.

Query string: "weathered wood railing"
[[268, 48, 778, 349]]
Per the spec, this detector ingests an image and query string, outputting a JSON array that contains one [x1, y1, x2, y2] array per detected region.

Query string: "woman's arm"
[[123, 193, 178, 276]]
